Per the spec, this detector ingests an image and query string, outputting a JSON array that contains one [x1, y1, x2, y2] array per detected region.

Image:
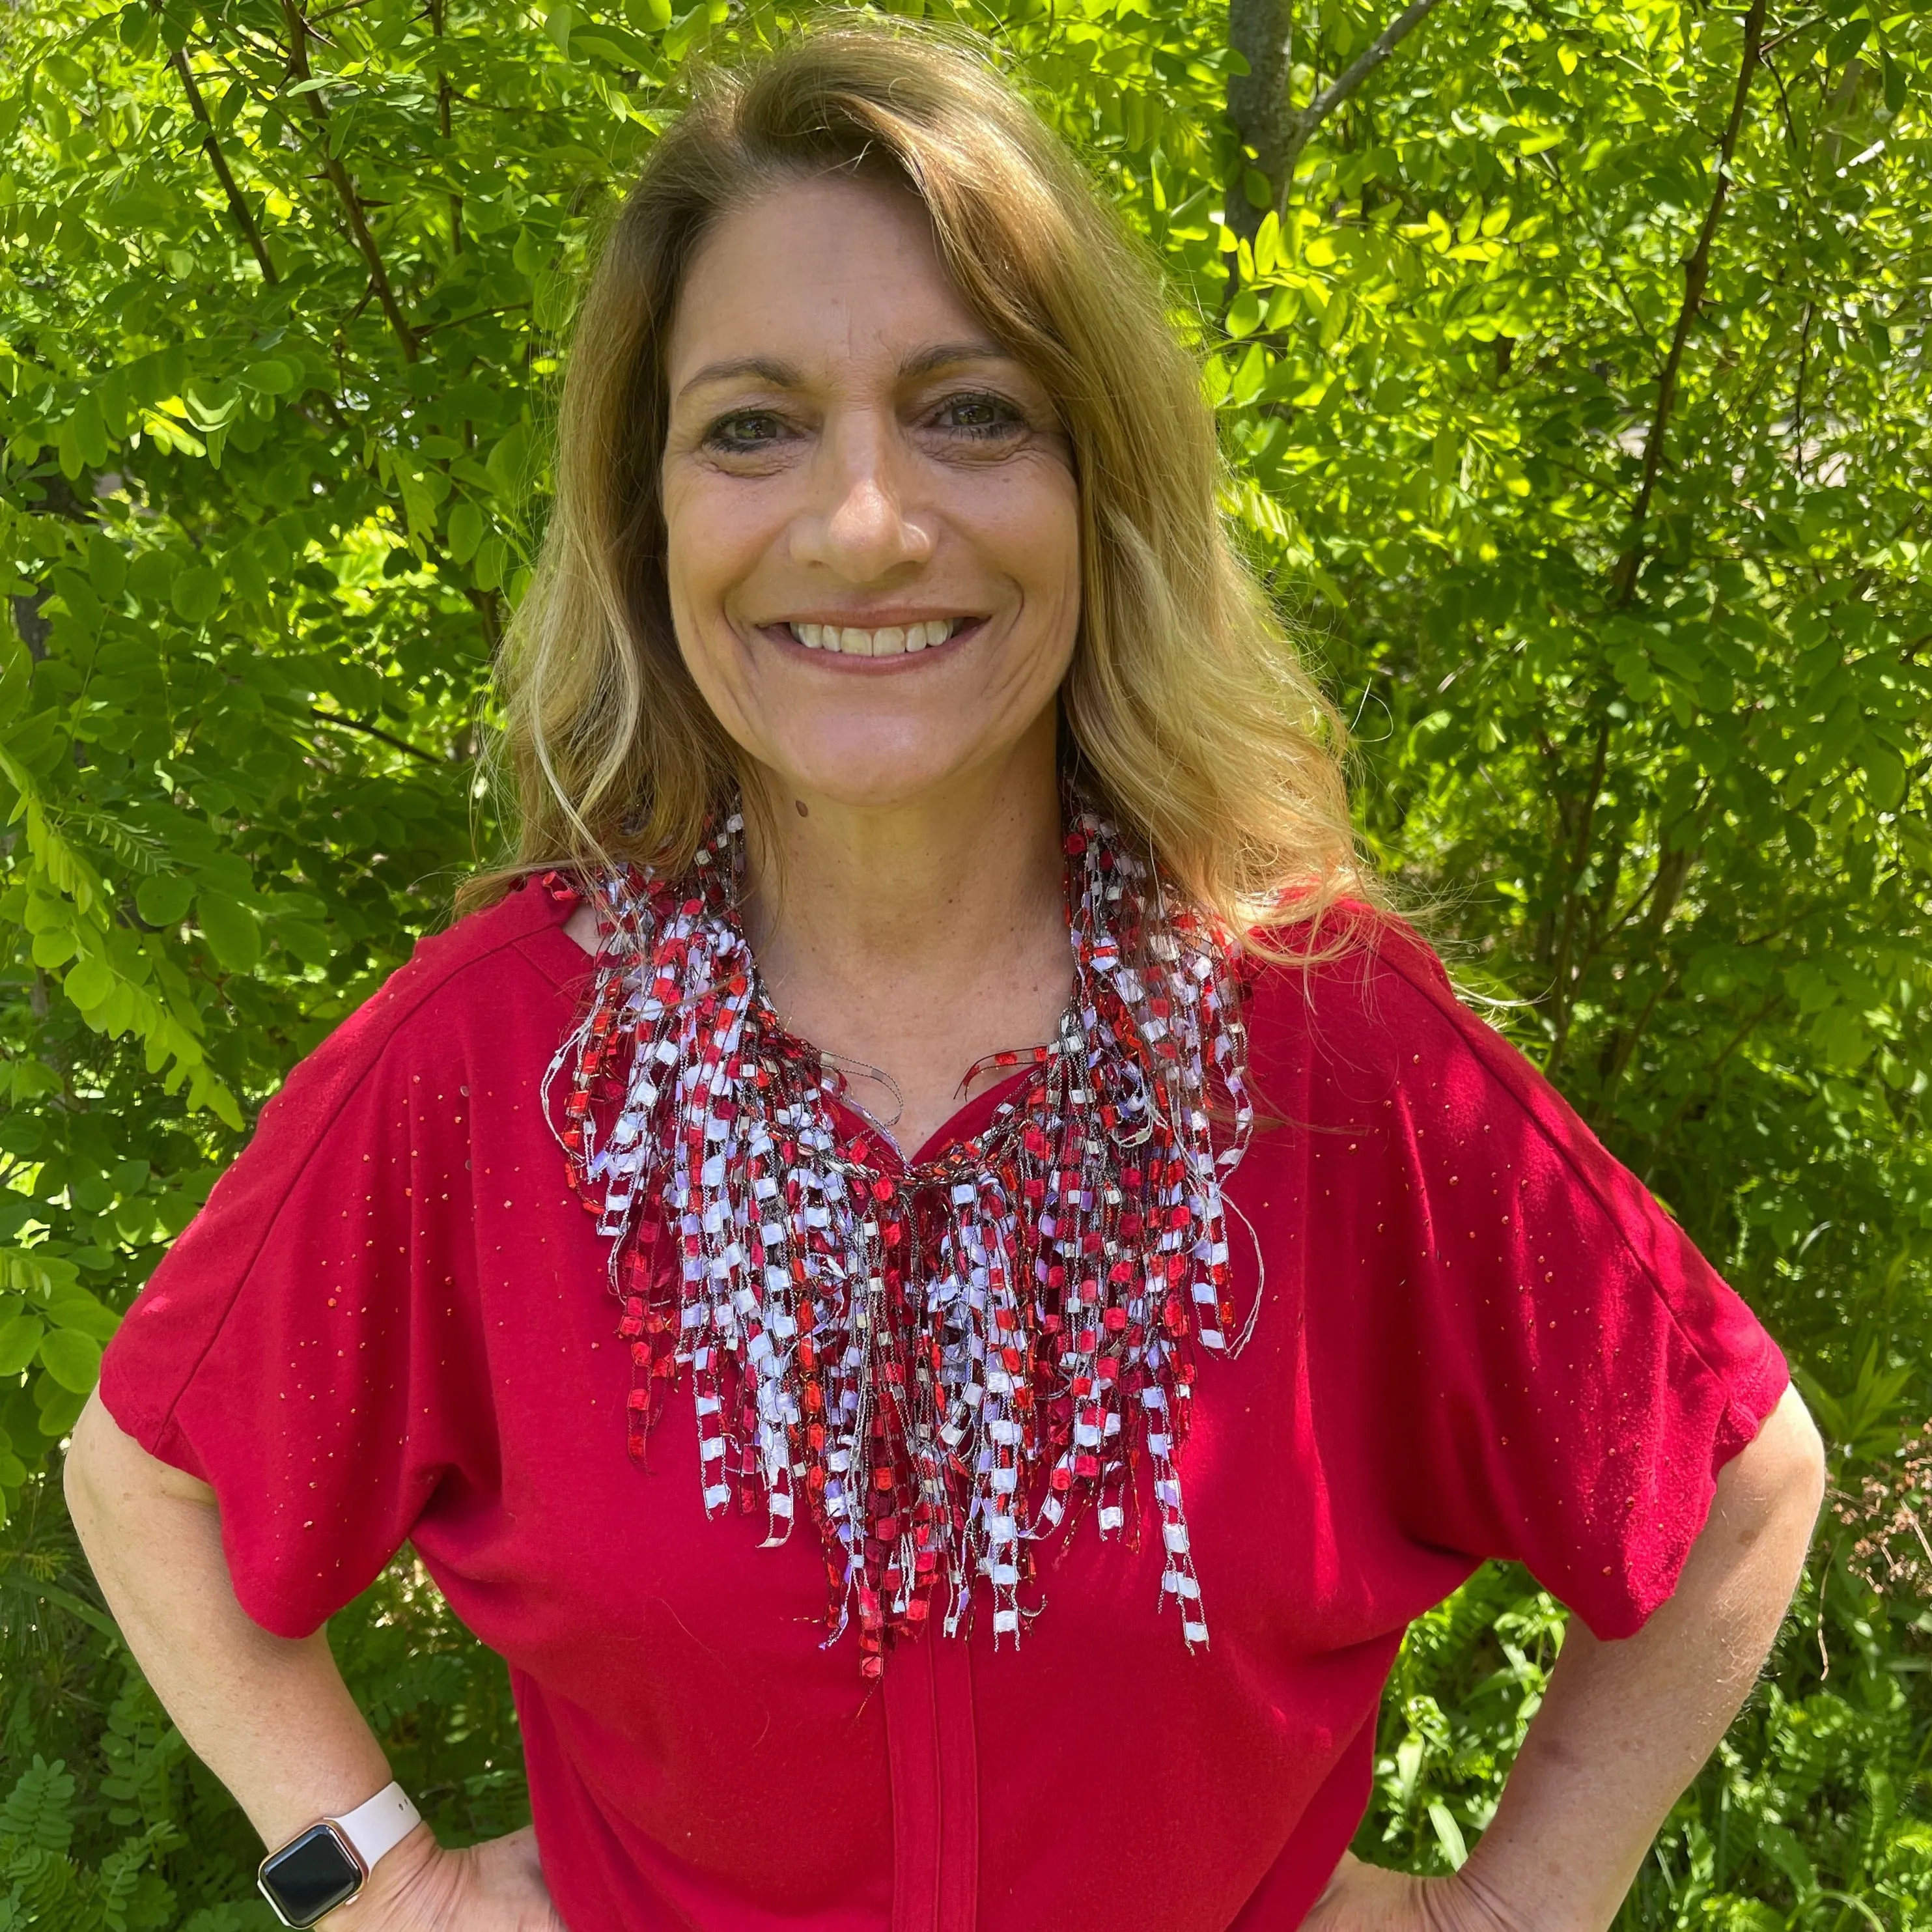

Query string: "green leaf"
[[46, 1289, 119, 1345], [447, 499, 485, 565], [1427, 1800, 1468, 1869], [0, 1313, 44, 1377], [126, 548, 175, 604], [533, 270, 576, 331], [275, 918, 333, 965], [36, 1327, 102, 1395], [62, 955, 115, 1013], [194, 891, 261, 972], [1863, 744, 1907, 811], [171, 565, 222, 625], [241, 359, 300, 396], [70, 393, 109, 468], [86, 531, 127, 605], [486, 423, 531, 499], [570, 28, 654, 66], [1882, 51, 1907, 115], [0, 1249, 79, 1297], [35, 1376, 89, 1435], [1827, 17, 1871, 64], [134, 874, 195, 927]]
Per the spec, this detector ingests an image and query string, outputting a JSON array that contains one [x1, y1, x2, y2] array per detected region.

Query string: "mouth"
[[770, 615, 981, 660]]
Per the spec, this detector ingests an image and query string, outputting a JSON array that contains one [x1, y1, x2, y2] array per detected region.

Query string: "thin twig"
[[279, 0, 420, 360], [414, 302, 531, 339], [1641, 992, 1782, 1181], [308, 707, 443, 763], [1611, 0, 1768, 604], [168, 49, 278, 283], [427, 0, 463, 256], [1545, 713, 1615, 1074]]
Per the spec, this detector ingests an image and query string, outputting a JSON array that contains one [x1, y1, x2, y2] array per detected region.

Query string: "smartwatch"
[[257, 1781, 422, 1929]]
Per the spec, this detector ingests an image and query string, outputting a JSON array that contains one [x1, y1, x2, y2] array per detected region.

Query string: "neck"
[[740, 723, 1065, 988], [733, 716, 1074, 1152]]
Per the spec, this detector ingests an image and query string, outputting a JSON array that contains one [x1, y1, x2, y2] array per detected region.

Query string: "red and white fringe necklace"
[[544, 794, 1254, 1677]]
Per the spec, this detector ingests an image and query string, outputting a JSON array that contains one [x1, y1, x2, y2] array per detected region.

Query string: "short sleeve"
[[98, 972, 493, 1640], [1340, 926, 1789, 1638]]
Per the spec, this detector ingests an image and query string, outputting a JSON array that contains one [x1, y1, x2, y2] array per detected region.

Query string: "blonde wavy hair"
[[483, 16, 1365, 941]]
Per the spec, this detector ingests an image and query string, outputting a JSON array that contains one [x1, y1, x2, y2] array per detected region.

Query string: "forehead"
[[666, 175, 993, 388]]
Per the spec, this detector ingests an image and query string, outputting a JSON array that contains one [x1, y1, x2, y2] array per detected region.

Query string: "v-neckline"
[[528, 875, 1043, 1173], [826, 1061, 1040, 1173]]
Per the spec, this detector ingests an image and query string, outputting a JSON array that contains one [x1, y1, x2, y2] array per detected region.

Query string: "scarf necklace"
[[543, 791, 1255, 1677]]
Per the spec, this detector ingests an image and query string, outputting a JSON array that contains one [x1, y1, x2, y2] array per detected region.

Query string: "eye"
[[702, 410, 791, 453], [930, 391, 1026, 440]]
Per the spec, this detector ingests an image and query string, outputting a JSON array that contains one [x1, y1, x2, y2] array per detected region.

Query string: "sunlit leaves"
[[0, 0, 1927, 1916]]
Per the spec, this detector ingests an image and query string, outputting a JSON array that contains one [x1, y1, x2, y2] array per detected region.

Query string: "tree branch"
[[1544, 712, 1615, 1077], [1610, 0, 1767, 604], [464, 587, 504, 658], [168, 49, 278, 284], [1588, 839, 1699, 1123], [415, 302, 531, 340], [279, 0, 420, 361], [1589, 965, 1679, 1128], [1226, 0, 1452, 244], [1273, 0, 1453, 217], [1641, 992, 1782, 1183], [427, 0, 464, 257], [307, 707, 443, 763]]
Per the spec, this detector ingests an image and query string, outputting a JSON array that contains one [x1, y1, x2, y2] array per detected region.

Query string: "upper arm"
[[66, 1388, 218, 1517], [1706, 1384, 1825, 1540], [1256, 922, 1795, 1638]]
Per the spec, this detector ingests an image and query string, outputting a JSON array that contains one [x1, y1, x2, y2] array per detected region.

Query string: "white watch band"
[[331, 1782, 421, 1874]]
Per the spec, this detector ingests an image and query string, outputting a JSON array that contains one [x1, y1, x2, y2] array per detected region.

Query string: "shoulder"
[[355, 872, 585, 1041], [251, 874, 587, 1150], [1239, 902, 1581, 1155], [1240, 903, 1679, 1257], [1240, 901, 1476, 1079]]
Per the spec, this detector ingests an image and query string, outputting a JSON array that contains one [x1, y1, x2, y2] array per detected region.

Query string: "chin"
[[769, 734, 990, 811]]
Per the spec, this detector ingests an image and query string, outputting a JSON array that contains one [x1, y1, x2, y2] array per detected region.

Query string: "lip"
[[755, 614, 988, 665], [772, 611, 981, 630]]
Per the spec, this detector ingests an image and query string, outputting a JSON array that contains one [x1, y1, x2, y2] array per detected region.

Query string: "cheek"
[[661, 474, 770, 687], [662, 473, 732, 608], [968, 460, 1082, 612]]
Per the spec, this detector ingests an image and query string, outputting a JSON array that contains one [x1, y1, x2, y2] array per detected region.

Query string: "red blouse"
[[99, 878, 1786, 1932]]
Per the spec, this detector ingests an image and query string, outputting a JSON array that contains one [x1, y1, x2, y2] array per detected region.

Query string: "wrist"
[[1438, 1856, 1567, 1932], [259, 1782, 424, 1929], [251, 1734, 397, 1857], [316, 1824, 441, 1931]]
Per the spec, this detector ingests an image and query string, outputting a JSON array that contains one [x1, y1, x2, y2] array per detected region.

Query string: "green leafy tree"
[[0, 0, 1926, 1920]]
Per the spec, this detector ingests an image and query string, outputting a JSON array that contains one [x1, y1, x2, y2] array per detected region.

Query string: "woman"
[[66, 22, 1823, 1932]]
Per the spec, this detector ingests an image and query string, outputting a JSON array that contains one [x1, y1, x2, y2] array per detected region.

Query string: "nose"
[[793, 411, 934, 581]]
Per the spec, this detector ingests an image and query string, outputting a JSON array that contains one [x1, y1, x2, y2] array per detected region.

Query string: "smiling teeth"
[[789, 619, 961, 656]]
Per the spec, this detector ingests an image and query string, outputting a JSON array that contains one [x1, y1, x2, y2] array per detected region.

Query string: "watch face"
[[258, 1822, 365, 1928]]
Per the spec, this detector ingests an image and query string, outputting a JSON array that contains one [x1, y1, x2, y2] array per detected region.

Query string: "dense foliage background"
[[0, 0, 1926, 1922]]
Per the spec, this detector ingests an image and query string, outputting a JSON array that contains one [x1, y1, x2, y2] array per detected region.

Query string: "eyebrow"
[[674, 339, 1019, 402]]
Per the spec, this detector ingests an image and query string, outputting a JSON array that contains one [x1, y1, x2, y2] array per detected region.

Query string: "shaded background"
[[0, 0, 1927, 1921]]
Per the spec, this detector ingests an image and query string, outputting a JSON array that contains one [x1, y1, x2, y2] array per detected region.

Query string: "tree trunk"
[[1227, 0, 1293, 246]]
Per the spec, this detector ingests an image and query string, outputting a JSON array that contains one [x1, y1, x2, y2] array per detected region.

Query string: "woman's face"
[[660, 175, 1082, 811]]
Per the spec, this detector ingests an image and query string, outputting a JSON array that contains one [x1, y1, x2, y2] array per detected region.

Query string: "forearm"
[[64, 1391, 392, 1849], [1460, 1386, 1825, 1932]]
